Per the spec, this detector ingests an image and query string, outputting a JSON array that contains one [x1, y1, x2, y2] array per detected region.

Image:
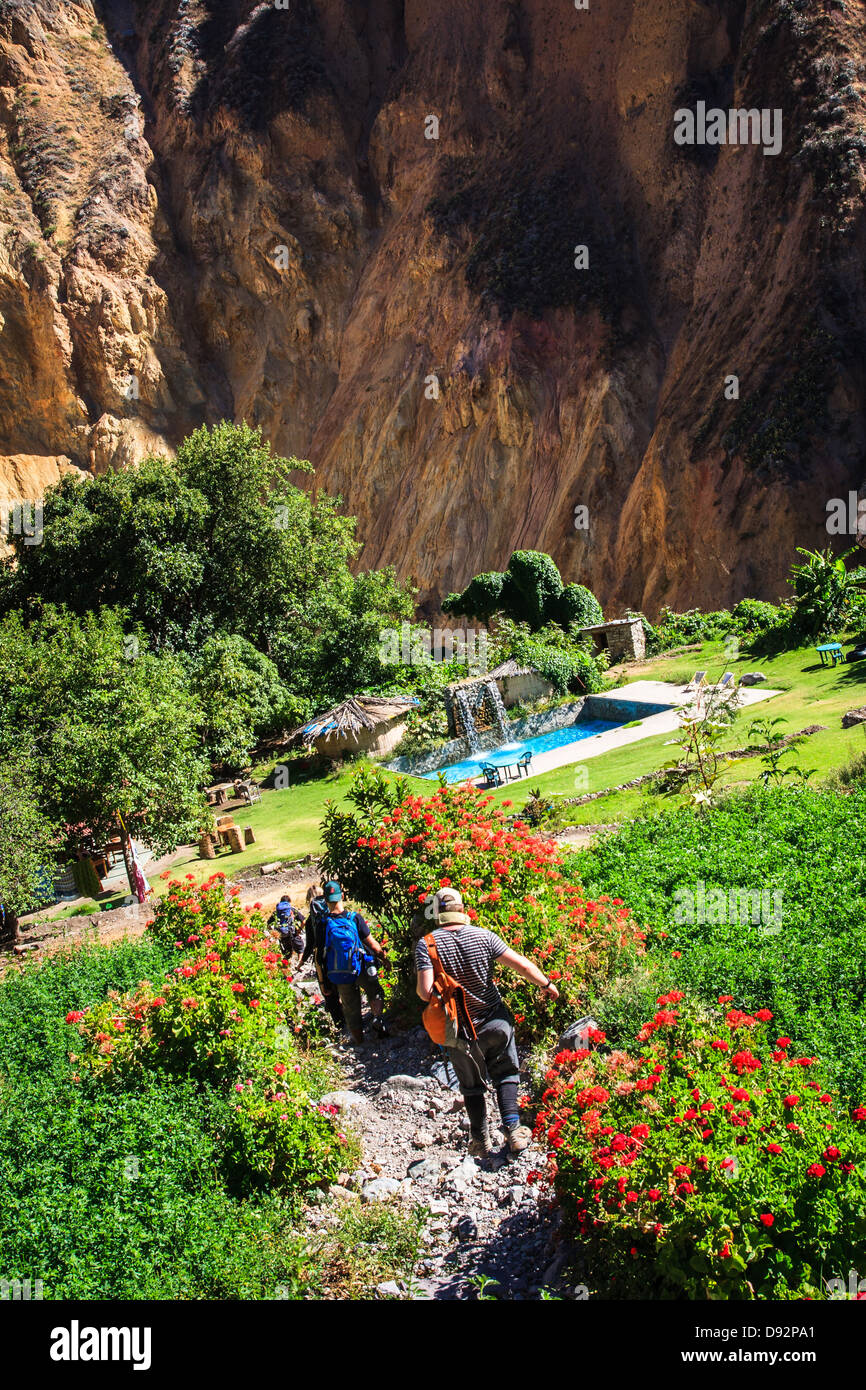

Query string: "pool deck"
[[510, 679, 782, 779]]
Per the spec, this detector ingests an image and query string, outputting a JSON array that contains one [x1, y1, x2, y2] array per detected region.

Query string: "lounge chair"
[[683, 671, 707, 692], [712, 672, 735, 692]]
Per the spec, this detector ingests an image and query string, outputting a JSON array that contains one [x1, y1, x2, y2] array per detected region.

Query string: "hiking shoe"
[[505, 1125, 532, 1155], [468, 1132, 492, 1158]]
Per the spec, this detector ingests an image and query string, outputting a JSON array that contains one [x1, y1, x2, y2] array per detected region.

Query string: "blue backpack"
[[275, 900, 296, 927], [324, 911, 363, 985]]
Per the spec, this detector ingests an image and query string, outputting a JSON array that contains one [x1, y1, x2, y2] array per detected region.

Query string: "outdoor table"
[[816, 642, 844, 667]]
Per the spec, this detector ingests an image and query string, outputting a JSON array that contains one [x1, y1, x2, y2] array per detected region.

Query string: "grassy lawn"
[[477, 633, 866, 821], [152, 765, 370, 894]]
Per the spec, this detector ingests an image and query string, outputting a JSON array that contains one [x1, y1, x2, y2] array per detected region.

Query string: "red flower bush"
[[67, 878, 348, 1194], [534, 1002, 866, 1299], [322, 766, 643, 1037]]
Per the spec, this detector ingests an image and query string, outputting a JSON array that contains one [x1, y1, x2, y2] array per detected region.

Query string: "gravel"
[[308, 990, 576, 1300]]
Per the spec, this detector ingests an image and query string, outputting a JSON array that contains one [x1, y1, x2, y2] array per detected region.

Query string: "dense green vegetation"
[[0, 906, 420, 1299], [575, 786, 866, 1098]]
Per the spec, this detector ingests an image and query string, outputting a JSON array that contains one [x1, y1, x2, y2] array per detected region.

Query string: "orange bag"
[[421, 933, 477, 1048]]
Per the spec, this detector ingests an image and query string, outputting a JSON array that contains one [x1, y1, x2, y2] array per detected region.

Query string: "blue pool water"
[[422, 718, 621, 783]]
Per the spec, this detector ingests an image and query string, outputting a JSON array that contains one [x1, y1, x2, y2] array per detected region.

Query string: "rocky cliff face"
[[0, 0, 864, 614]]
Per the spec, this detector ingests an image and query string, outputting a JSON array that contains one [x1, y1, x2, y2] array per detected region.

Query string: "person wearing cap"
[[318, 879, 390, 1045], [415, 886, 559, 1157]]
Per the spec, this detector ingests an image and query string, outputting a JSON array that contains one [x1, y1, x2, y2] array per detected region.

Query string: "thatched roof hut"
[[290, 695, 419, 758]]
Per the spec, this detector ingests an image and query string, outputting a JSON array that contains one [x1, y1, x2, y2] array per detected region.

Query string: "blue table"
[[816, 642, 844, 667]]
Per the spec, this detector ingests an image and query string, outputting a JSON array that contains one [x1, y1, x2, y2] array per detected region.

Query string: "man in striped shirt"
[[415, 886, 559, 1157]]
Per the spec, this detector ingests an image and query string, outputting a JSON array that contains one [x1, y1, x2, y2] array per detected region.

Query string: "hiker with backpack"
[[317, 880, 390, 1044], [300, 882, 345, 1031], [415, 886, 559, 1157], [269, 895, 305, 963]]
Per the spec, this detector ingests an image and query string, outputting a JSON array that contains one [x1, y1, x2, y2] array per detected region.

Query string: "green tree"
[[500, 550, 563, 628], [0, 605, 208, 857], [293, 567, 415, 707], [442, 571, 505, 624], [189, 633, 308, 770], [443, 550, 602, 634], [551, 583, 603, 631], [0, 423, 414, 700], [0, 751, 58, 941]]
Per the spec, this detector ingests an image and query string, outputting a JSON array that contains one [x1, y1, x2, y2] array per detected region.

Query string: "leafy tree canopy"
[[0, 423, 414, 699], [0, 749, 58, 921], [443, 550, 601, 633], [189, 633, 308, 771], [0, 605, 208, 856]]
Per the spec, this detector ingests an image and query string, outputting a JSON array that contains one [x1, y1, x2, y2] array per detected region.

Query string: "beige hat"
[[433, 886, 469, 926]]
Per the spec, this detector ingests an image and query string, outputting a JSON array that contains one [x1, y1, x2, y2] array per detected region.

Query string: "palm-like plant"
[[789, 547, 866, 640]]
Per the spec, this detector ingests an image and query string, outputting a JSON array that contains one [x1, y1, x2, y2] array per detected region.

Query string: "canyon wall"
[[0, 0, 864, 614]]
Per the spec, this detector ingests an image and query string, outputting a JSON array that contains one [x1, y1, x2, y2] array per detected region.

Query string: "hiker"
[[317, 879, 390, 1044], [300, 883, 345, 1031], [415, 886, 559, 1157], [269, 895, 305, 963]]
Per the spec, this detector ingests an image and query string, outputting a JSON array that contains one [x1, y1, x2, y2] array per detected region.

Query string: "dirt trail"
[[303, 995, 577, 1301], [3, 881, 578, 1299]]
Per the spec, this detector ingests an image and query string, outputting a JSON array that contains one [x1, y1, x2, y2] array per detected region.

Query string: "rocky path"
[[306, 1004, 577, 1301]]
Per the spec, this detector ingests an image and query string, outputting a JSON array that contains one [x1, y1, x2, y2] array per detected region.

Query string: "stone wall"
[[581, 618, 646, 663], [497, 671, 556, 707]]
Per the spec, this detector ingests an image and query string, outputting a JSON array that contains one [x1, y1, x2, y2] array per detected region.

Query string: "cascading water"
[[451, 678, 510, 755], [453, 686, 482, 754], [484, 679, 510, 743]]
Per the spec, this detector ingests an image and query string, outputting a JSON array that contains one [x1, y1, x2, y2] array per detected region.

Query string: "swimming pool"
[[421, 718, 621, 783]]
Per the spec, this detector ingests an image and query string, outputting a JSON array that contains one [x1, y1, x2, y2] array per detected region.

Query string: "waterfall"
[[484, 679, 509, 742], [453, 686, 482, 754], [451, 678, 509, 755]]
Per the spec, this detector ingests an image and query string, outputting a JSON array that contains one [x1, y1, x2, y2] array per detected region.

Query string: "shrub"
[[74, 878, 329, 1082], [645, 607, 735, 655], [321, 768, 643, 1041], [534, 1000, 866, 1299], [69, 878, 348, 1196], [730, 599, 787, 638], [0, 937, 339, 1297], [552, 583, 604, 632]]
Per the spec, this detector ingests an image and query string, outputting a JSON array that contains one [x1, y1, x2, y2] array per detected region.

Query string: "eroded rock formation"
[[1, 0, 864, 614]]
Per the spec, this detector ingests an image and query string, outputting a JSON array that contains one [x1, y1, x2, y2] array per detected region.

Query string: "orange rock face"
[[0, 0, 864, 614]]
